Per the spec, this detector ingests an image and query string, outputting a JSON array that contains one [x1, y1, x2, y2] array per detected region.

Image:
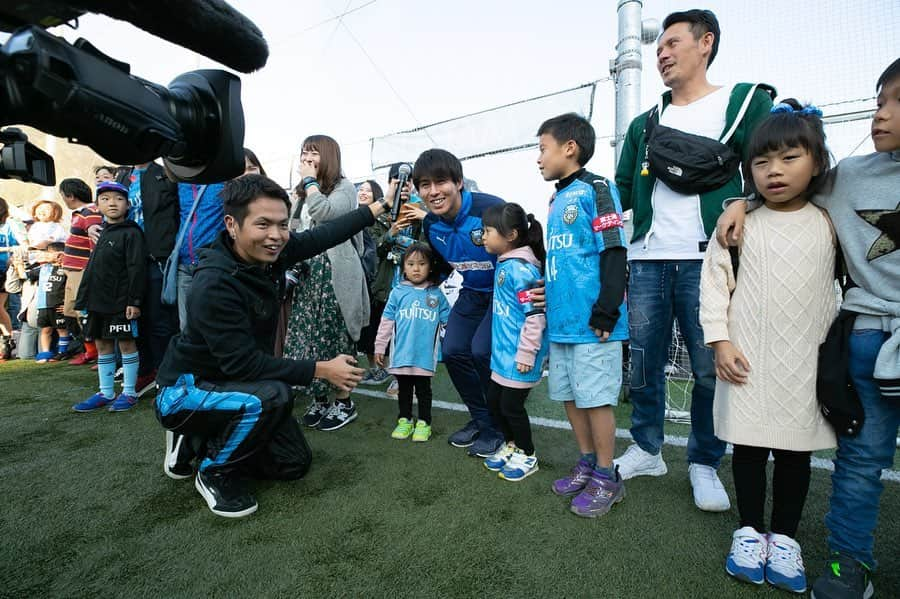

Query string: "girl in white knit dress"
[[700, 100, 836, 594]]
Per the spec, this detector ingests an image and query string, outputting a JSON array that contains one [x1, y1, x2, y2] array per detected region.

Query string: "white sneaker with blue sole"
[[726, 527, 767, 585], [499, 449, 539, 481], [766, 533, 807, 594]]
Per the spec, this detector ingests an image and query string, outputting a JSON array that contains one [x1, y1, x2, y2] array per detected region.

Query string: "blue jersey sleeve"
[[382, 287, 399, 320], [587, 179, 627, 254]]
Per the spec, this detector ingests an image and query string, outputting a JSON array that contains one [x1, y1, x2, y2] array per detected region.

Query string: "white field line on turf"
[[352, 388, 900, 483]]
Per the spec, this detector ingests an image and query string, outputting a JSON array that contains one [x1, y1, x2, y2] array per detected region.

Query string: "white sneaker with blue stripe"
[[483, 442, 515, 472], [726, 527, 767, 585], [499, 448, 539, 481], [766, 533, 807, 593]]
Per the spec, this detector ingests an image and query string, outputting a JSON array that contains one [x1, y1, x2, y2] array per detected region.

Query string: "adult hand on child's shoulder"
[[87, 225, 102, 244], [715, 200, 748, 248]]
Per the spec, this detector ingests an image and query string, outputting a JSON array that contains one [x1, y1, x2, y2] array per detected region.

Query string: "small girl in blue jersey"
[[480, 203, 548, 481], [374, 242, 451, 442]]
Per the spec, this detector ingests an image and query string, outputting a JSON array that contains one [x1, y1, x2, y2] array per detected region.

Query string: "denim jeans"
[[16, 320, 38, 359], [137, 260, 178, 374], [626, 260, 725, 468], [825, 329, 897, 569]]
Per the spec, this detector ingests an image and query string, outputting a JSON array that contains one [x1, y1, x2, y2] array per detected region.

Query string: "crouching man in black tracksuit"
[[155, 174, 393, 518]]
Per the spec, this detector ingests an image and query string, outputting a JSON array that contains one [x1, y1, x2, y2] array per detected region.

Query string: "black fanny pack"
[[641, 84, 761, 196]]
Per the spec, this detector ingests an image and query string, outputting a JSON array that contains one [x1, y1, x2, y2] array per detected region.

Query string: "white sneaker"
[[499, 449, 539, 482], [766, 533, 807, 593], [726, 526, 767, 584], [613, 443, 668, 480], [688, 463, 731, 512]]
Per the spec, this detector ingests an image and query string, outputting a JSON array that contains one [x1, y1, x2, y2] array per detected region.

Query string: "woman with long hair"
[[284, 135, 370, 431]]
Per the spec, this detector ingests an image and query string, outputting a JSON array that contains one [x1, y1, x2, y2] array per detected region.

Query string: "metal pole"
[[612, 0, 644, 167]]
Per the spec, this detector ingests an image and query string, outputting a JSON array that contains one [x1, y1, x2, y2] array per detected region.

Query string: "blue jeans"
[[137, 260, 177, 374], [6, 292, 21, 330], [442, 288, 497, 435], [825, 329, 897, 569], [17, 320, 38, 359], [626, 260, 725, 468]]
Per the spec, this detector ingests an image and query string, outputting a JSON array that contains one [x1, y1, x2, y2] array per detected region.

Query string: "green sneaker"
[[411, 420, 432, 442], [391, 418, 415, 439]]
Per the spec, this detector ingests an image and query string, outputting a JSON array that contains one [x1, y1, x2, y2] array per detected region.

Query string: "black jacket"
[[118, 163, 179, 259], [156, 205, 376, 387], [75, 220, 148, 313]]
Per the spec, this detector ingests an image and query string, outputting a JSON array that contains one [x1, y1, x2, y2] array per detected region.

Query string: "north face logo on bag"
[[666, 165, 683, 177]]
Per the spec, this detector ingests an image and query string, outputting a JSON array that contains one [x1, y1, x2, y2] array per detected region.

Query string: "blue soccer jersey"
[[545, 171, 628, 344], [490, 251, 549, 385], [382, 282, 451, 372], [36, 263, 67, 310]]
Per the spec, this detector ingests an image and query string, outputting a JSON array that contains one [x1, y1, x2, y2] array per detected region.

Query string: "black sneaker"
[[164, 430, 194, 480], [316, 401, 358, 431], [302, 401, 330, 428], [194, 470, 258, 518], [114, 366, 124, 383], [448, 420, 480, 448], [811, 554, 874, 599]]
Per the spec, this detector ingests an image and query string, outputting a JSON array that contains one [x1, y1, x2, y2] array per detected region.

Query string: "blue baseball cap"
[[96, 181, 129, 199]]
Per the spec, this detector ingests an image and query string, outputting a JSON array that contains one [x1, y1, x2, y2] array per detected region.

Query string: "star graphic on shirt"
[[857, 202, 900, 261]]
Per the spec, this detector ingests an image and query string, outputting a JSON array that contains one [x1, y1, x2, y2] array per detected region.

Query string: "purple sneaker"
[[551, 458, 594, 496], [570, 469, 625, 518]]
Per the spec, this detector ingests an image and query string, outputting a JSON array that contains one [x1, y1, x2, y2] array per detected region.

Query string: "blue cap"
[[96, 181, 129, 199]]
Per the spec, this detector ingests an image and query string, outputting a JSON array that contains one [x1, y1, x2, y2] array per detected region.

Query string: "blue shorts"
[[548, 341, 622, 408]]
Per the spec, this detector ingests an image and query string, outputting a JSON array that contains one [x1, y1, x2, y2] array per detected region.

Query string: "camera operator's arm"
[[281, 198, 392, 266]]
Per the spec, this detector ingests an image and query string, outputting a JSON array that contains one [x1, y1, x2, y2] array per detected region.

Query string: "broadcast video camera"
[[0, 0, 270, 185]]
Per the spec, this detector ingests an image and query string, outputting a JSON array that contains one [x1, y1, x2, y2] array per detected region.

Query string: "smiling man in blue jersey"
[[411, 149, 506, 457]]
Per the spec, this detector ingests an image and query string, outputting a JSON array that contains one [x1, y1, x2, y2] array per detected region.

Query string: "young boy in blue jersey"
[[409, 149, 507, 458], [538, 113, 629, 517]]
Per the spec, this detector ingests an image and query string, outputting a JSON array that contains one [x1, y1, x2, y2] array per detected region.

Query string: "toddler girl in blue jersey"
[[479, 202, 549, 481], [374, 242, 450, 442]]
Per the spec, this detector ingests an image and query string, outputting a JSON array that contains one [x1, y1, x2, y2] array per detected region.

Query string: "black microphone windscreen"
[[71, 0, 269, 73]]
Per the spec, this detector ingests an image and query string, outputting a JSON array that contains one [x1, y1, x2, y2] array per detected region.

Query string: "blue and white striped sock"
[[121, 351, 140, 396], [97, 354, 116, 398]]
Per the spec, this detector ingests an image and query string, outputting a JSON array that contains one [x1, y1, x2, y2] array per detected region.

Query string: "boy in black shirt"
[[72, 181, 148, 412]]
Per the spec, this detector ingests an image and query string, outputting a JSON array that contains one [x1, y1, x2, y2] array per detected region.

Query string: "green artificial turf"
[[1, 360, 898, 598]]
